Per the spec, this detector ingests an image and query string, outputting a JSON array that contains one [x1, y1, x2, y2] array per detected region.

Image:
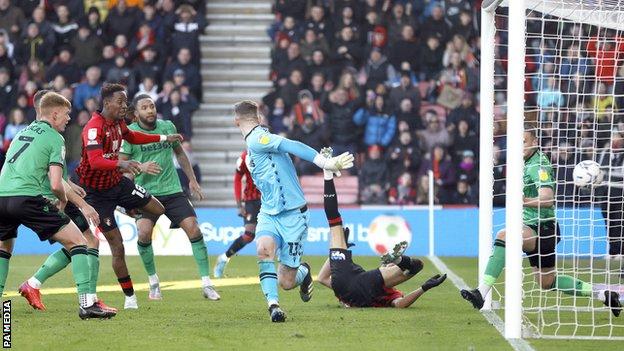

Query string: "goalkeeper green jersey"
[[523, 150, 555, 226], [0, 120, 66, 197], [120, 120, 182, 197]]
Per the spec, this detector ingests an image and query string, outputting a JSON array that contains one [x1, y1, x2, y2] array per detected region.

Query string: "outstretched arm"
[[392, 274, 447, 308]]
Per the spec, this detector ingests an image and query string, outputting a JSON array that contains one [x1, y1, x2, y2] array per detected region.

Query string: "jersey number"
[[287, 242, 303, 257], [7, 136, 34, 163], [131, 184, 147, 198]]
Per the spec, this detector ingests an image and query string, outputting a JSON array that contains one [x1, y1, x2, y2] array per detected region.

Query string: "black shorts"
[[526, 221, 561, 269], [0, 196, 70, 242], [244, 199, 261, 225], [84, 177, 152, 232], [142, 192, 196, 228], [329, 248, 386, 307]]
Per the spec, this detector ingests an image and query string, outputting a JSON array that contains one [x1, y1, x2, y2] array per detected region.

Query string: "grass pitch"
[[4, 255, 623, 350]]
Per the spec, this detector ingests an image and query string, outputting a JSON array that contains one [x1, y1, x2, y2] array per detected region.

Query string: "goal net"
[[481, 0, 624, 340]]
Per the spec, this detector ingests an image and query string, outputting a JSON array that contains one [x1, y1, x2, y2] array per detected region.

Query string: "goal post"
[[480, 0, 624, 340]]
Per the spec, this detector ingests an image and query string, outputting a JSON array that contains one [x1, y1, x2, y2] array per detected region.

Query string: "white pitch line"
[[427, 256, 536, 351]]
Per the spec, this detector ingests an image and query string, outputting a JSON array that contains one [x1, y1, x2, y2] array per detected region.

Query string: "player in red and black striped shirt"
[[316, 148, 447, 308], [213, 150, 261, 278], [77, 83, 183, 309]]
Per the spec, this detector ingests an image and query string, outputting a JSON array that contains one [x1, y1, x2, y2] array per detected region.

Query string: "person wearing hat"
[[291, 89, 324, 129]]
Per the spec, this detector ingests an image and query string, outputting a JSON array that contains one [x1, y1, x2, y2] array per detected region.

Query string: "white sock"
[[592, 289, 606, 302], [201, 276, 213, 287], [219, 253, 229, 262], [478, 283, 492, 297], [79, 293, 96, 308], [268, 299, 279, 307], [148, 274, 159, 286], [27, 277, 42, 289], [323, 169, 334, 180]]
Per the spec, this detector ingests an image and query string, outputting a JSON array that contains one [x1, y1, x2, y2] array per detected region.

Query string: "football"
[[573, 160, 604, 187], [367, 215, 412, 255]]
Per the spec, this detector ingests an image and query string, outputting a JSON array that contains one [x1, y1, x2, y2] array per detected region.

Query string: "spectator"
[[587, 35, 624, 85], [451, 10, 476, 41], [137, 75, 158, 101], [274, 0, 306, 21], [446, 91, 478, 133], [444, 0, 471, 27], [267, 97, 289, 135], [159, 0, 177, 30], [456, 150, 477, 184], [50, 74, 67, 92], [307, 50, 334, 85], [363, 47, 397, 89], [16, 23, 54, 64], [0, 43, 13, 79], [389, 71, 420, 110], [134, 45, 163, 84], [3, 108, 26, 151], [537, 76, 564, 109], [104, 0, 139, 42], [129, 22, 157, 61], [353, 94, 397, 147], [304, 5, 333, 42], [291, 89, 324, 128], [81, 6, 104, 38], [336, 70, 361, 102], [421, 4, 449, 43], [360, 144, 389, 204], [28, 7, 56, 47], [395, 98, 423, 131], [273, 16, 302, 43], [321, 88, 360, 155], [0, 0, 25, 41], [98, 44, 116, 76], [275, 42, 307, 84], [492, 144, 506, 206], [52, 5, 78, 48], [415, 174, 436, 205], [15, 91, 34, 121], [159, 88, 198, 139], [45, 47, 82, 85], [64, 109, 90, 177], [418, 144, 456, 199], [300, 29, 329, 63], [73, 66, 102, 110], [451, 119, 478, 162], [290, 114, 327, 175], [309, 72, 329, 101], [417, 109, 452, 151], [331, 26, 362, 71], [560, 43, 591, 78], [18, 60, 46, 90], [49, 0, 84, 19], [362, 11, 388, 52], [443, 34, 475, 68], [140, 3, 165, 40], [277, 68, 304, 108], [438, 51, 479, 95], [418, 35, 443, 81], [108, 0, 143, 10], [445, 175, 476, 205], [71, 23, 103, 69], [593, 82, 616, 121], [386, 3, 417, 46], [169, 4, 207, 64], [387, 129, 421, 182], [390, 25, 419, 74], [0, 67, 15, 116], [163, 47, 201, 100], [388, 172, 417, 205], [113, 34, 130, 59], [106, 55, 136, 93]]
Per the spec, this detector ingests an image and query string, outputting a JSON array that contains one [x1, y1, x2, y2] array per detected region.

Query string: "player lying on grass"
[[316, 148, 446, 307], [119, 93, 219, 301], [214, 150, 261, 278], [18, 89, 116, 314], [460, 127, 622, 316], [0, 92, 114, 319]]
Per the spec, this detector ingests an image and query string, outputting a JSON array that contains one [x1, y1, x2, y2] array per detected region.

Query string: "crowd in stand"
[[0, 0, 205, 179], [263, 0, 481, 205]]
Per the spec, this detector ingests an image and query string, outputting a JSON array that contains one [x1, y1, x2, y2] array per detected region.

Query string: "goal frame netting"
[[480, 0, 624, 341]]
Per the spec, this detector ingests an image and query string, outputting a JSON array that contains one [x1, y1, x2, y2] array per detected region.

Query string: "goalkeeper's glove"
[[314, 150, 355, 178], [421, 274, 447, 292]]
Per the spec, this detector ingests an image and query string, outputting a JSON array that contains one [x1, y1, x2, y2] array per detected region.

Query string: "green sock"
[[138, 241, 157, 276], [69, 246, 90, 295], [190, 236, 210, 278], [87, 248, 99, 294], [552, 275, 592, 297], [483, 239, 506, 286], [33, 248, 71, 284], [0, 251, 11, 297]]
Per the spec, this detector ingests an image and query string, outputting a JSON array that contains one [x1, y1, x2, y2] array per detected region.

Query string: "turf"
[[2, 255, 622, 350]]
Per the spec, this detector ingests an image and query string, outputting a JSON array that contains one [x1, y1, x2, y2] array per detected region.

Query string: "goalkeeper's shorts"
[[526, 221, 561, 269]]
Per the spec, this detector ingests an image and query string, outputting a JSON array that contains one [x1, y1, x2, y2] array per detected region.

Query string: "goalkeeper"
[[316, 148, 446, 308], [461, 127, 622, 316]]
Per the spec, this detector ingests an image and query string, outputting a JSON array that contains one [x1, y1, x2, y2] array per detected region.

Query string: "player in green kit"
[[17, 90, 117, 313], [0, 92, 114, 319], [119, 93, 220, 301], [460, 126, 622, 317]]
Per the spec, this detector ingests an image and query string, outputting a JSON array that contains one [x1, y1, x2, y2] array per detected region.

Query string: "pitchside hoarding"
[[11, 207, 607, 257]]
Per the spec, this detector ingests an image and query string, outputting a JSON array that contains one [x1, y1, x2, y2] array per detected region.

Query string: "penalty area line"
[[427, 256, 535, 351]]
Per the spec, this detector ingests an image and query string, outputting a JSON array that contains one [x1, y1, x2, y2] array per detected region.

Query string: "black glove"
[[421, 274, 447, 292]]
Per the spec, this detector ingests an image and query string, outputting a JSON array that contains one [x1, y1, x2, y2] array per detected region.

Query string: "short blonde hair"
[[234, 100, 259, 121], [40, 92, 71, 116]]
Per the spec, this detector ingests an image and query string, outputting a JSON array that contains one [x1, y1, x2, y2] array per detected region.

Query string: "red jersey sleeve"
[[234, 154, 244, 202], [121, 121, 161, 144], [83, 119, 119, 170]]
